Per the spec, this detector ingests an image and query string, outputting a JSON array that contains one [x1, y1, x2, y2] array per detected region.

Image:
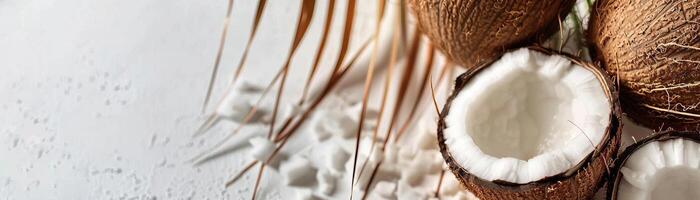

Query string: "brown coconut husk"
[[606, 131, 700, 200], [408, 0, 577, 69], [588, 0, 700, 131], [437, 46, 623, 199]]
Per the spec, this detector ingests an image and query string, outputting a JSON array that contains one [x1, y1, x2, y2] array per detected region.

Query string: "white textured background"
[[0, 0, 336, 199]]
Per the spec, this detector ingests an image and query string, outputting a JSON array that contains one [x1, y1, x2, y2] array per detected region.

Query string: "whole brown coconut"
[[408, 0, 576, 69], [589, 0, 700, 131], [438, 47, 622, 199]]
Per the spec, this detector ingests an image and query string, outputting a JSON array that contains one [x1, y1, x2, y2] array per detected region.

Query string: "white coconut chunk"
[[398, 150, 444, 186], [248, 137, 275, 162], [310, 112, 333, 141], [369, 147, 384, 163], [326, 145, 349, 174], [617, 138, 700, 200], [355, 168, 373, 191], [416, 119, 439, 150], [316, 170, 336, 195], [215, 85, 268, 123], [373, 181, 397, 198], [443, 48, 611, 184], [353, 162, 398, 192], [397, 181, 432, 200], [353, 159, 401, 192], [216, 90, 253, 121], [398, 147, 417, 166], [280, 155, 316, 186], [311, 124, 331, 141], [347, 103, 380, 131], [384, 145, 400, 164], [414, 150, 443, 174], [401, 159, 428, 186], [400, 169, 422, 186], [358, 137, 384, 163], [315, 110, 357, 139], [281, 104, 300, 122], [439, 172, 462, 197]]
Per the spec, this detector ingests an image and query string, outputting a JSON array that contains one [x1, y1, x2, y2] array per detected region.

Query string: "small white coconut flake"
[[248, 137, 275, 162], [439, 172, 461, 197], [312, 109, 357, 139], [373, 181, 397, 198], [369, 147, 384, 163], [336, 119, 358, 139], [353, 161, 399, 192], [398, 147, 417, 166], [216, 91, 251, 121], [214, 83, 267, 122], [311, 121, 331, 141], [347, 103, 380, 131], [401, 164, 425, 186], [617, 138, 700, 200], [326, 145, 349, 175], [280, 104, 300, 122], [400, 150, 443, 186], [415, 150, 443, 174], [397, 181, 432, 200], [358, 137, 384, 164], [443, 48, 611, 184], [316, 170, 335, 195], [280, 155, 316, 186], [416, 119, 439, 150], [355, 169, 373, 192], [383, 145, 400, 165]]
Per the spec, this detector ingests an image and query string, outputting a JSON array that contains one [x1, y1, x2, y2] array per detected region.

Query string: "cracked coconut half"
[[438, 47, 622, 199], [608, 131, 700, 200]]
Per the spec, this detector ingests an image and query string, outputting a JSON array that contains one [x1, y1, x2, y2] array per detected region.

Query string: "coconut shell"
[[438, 47, 622, 199], [607, 131, 700, 200], [408, 0, 576, 69], [588, 0, 700, 131]]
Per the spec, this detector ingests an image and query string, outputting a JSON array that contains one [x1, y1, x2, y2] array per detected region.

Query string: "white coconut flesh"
[[443, 48, 611, 184], [617, 138, 700, 200]]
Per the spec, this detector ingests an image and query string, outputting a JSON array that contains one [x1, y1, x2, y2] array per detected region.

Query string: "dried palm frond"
[[198, 0, 593, 199]]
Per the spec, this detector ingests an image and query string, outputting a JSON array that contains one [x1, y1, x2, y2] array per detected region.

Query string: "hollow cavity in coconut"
[[408, 0, 576, 69], [589, 0, 700, 130], [608, 131, 700, 200], [439, 47, 621, 199]]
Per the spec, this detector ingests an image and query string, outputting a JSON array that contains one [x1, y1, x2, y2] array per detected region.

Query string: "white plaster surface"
[[0, 0, 337, 199]]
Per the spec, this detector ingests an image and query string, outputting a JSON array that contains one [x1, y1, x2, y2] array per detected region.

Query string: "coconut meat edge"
[[616, 138, 700, 200], [444, 48, 611, 184]]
